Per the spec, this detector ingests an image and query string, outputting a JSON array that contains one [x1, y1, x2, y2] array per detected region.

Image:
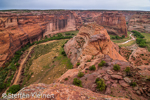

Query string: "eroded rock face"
[[129, 48, 150, 66], [13, 83, 128, 100], [95, 13, 127, 37], [0, 11, 77, 67], [64, 23, 126, 66], [128, 13, 150, 33]]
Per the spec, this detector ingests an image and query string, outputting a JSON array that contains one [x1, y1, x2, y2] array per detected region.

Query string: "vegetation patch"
[[89, 65, 96, 71], [76, 62, 80, 66], [113, 64, 120, 71], [125, 67, 131, 76], [22, 39, 73, 87], [110, 32, 131, 43], [7, 85, 21, 94], [78, 72, 84, 78], [130, 81, 137, 87], [98, 60, 106, 67], [111, 35, 125, 40], [132, 30, 147, 47], [141, 32, 150, 51], [64, 78, 68, 81], [73, 78, 82, 87], [95, 78, 106, 91]]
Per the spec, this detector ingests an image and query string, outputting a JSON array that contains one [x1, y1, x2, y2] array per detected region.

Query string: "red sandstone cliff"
[[0, 11, 77, 67], [95, 13, 127, 36], [128, 13, 150, 33], [72, 11, 128, 36]]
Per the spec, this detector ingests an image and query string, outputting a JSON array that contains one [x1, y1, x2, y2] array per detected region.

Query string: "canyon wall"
[[128, 13, 150, 33], [0, 11, 77, 67], [73, 11, 128, 36], [95, 13, 127, 36]]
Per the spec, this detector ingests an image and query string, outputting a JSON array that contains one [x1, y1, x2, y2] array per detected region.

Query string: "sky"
[[0, 0, 150, 11]]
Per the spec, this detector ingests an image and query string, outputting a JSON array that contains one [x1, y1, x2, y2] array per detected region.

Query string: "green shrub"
[[98, 60, 106, 67], [125, 67, 130, 73], [62, 44, 65, 48], [113, 64, 120, 71], [122, 35, 125, 38], [125, 67, 131, 76], [0, 83, 5, 89], [73, 78, 82, 87], [7, 85, 21, 94], [65, 40, 68, 43], [130, 82, 137, 87], [111, 37, 116, 39], [95, 78, 100, 83], [89, 65, 96, 71], [15, 63, 20, 67], [76, 62, 80, 66], [9, 63, 17, 71], [45, 36, 48, 39], [61, 50, 66, 56], [95, 78, 106, 91], [64, 78, 68, 81], [78, 72, 84, 78]]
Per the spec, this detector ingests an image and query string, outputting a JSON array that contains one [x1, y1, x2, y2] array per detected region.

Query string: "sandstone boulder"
[[111, 75, 123, 80]]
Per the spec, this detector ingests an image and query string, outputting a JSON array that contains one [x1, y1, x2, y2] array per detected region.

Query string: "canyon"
[[1, 10, 150, 100], [1, 10, 150, 67], [0, 11, 78, 67]]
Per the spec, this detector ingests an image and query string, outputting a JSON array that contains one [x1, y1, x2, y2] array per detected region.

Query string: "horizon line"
[[0, 9, 150, 12]]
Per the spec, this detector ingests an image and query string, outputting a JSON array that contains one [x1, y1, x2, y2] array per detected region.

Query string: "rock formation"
[[0, 11, 77, 67], [58, 23, 150, 100], [13, 83, 128, 100], [128, 13, 150, 33], [64, 23, 126, 66], [129, 48, 150, 66], [95, 13, 127, 36]]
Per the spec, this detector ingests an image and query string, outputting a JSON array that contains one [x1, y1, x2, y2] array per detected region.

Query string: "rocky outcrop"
[[119, 47, 133, 61], [59, 23, 150, 99], [95, 13, 127, 37], [64, 23, 126, 66], [129, 48, 150, 66], [128, 13, 150, 33], [57, 54, 150, 100], [0, 11, 77, 67], [12, 83, 128, 100]]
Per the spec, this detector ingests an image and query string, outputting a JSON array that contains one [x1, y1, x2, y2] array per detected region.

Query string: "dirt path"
[[121, 33, 135, 44], [12, 40, 59, 85], [13, 46, 35, 85]]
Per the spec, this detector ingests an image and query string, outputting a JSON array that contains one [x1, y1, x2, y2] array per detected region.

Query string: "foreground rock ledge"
[[13, 83, 128, 100]]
